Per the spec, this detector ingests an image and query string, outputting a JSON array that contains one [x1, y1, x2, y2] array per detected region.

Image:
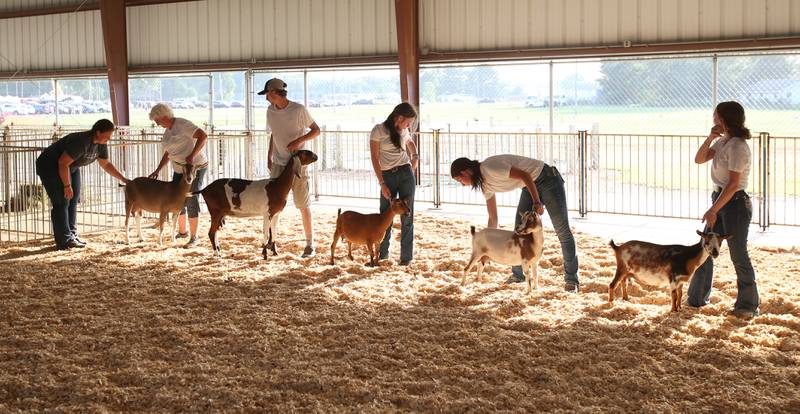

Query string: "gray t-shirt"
[[370, 123, 412, 170], [480, 154, 545, 200], [38, 130, 108, 170], [267, 101, 315, 166], [710, 135, 751, 191]]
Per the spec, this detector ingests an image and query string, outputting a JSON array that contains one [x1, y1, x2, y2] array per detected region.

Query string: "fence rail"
[[1, 126, 798, 243]]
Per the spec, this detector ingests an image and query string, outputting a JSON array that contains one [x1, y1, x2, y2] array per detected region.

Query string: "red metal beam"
[[394, 0, 420, 109], [0, 0, 199, 20], [99, 0, 130, 126]]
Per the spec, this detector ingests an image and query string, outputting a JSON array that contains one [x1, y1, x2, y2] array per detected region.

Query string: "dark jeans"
[[512, 165, 579, 284], [36, 161, 81, 247], [687, 190, 759, 312], [172, 167, 206, 218], [378, 164, 415, 263]]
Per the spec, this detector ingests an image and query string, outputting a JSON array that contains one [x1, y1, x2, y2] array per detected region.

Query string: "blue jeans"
[[512, 165, 579, 284], [378, 164, 415, 262], [37, 162, 81, 247], [687, 191, 759, 312], [172, 167, 206, 218]]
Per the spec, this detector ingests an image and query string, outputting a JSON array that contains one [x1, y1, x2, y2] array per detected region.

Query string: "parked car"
[[0, 102, 35, 115], [229, 100, 244, 108], [524, 96, 545, 108]]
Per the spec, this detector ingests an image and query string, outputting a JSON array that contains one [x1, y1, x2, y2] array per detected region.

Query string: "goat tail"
[[337, 208, 341, 217], [609, 239, 619, 250], [470, 225, 476, 236]]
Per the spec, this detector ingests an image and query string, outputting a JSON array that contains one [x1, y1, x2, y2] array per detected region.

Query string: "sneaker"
[[730, 308, 759, 319], [183, 236, 197, 249], [175, 231, 190, 239], [564, 282, 579, 293], [301, 245, 316, 258], [73, 237, 86, 247], [58, 239, 85, 250], [505, 274, 525, 284]]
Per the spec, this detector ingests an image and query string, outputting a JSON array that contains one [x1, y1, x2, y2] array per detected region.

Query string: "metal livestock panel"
[[126, 0, 397, 67]]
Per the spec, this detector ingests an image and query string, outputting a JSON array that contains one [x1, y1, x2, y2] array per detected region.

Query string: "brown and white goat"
[[193, 150, 318, 258], [463, 211, 544, 294], [609, 230, 730, 312], [123, 163, 196, 246], [329, 198, 411, 267]]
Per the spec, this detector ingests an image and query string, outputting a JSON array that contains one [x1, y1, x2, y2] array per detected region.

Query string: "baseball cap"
[[256, 78, 287, 95]]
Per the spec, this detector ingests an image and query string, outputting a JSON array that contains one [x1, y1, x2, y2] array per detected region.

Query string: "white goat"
[[463, 210, 544, 293], [609, 230, 730, 312]]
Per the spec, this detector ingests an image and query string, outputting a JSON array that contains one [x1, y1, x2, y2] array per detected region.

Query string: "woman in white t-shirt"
[[450, 155, 580, 292], [369, 102, 418, 265], [687, 101, 759, 318], [147, 103, 208, 248]]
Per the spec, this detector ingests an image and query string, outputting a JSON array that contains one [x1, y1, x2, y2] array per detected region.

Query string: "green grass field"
[[4, 103, 799, 137]]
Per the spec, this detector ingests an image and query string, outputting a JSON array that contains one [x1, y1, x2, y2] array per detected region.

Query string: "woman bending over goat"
[[369, 102, 419, 266], [687, 101, 759, 318], [36, 119, 129, 250], [147, 103, 208, 248], [451, 154, 579, 292]]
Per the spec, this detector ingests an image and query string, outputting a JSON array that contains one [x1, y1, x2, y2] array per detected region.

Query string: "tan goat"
[[123, 163, 196, 246], [329, 198, 411, 266]]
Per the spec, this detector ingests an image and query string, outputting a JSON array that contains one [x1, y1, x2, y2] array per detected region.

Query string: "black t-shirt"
[[38, 130, 109, 169]]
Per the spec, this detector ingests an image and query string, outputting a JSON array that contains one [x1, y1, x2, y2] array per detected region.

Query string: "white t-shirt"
[[710, 135, 751, 191], [267, 101, 315, 166], [162, 117, 207, 168], [480, 154, 545, 200], [370, 123, 412, 170]]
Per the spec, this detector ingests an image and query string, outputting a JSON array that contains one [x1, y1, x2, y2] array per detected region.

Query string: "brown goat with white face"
[[124, 163, 196, 246], [330, 198, 411, 267], [609, 230, 730, 312]]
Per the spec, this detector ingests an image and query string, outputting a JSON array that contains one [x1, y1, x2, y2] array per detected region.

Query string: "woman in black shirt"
[[36, 119, 129, 250]]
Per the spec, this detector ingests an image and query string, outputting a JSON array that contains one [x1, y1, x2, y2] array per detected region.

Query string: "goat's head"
[[696, 229, 730, 258], [181, 163, 196, 185], [289, 150, 319, 178], [515, 210, 542, 235], [293, 150, 319, 166], [390, 197, 412, 217]]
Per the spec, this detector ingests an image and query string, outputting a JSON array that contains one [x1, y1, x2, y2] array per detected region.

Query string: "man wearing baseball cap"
[[258, 78, 321, 257]]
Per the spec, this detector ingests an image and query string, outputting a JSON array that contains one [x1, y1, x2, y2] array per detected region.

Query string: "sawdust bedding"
[[1, 209, 798, 413]]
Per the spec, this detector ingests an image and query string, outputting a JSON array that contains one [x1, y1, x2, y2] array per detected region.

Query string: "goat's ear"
[[696, 229, 704, 237]]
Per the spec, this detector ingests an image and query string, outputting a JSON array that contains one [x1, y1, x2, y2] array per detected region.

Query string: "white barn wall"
[[0, 10, 105, 73], [125, 0, 397, 66], [420, 0, 800, 53]]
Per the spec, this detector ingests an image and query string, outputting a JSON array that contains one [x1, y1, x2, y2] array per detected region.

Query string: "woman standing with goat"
[[687, 101, 759, 318], [369, 102, 419, 266], [450, 155, 580, 292], [35, 119, 130, 250], [148, 103, 208, 248]]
